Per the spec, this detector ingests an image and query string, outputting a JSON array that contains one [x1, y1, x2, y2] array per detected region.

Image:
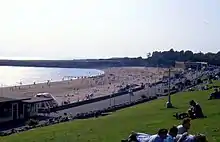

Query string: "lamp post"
[[154, 77, 157, 96], [129, 89, 133, 103], [147, 78, 150, 96], [113, 94, 116, 107], [166, 68, 173, 108], [113, 90, 116, 107], [109, 94, 112, 106]]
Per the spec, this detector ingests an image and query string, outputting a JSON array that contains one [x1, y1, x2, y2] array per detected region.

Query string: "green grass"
[[1, 81, 220, 142]]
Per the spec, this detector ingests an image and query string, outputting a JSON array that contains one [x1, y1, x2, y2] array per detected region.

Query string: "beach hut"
[[0, 96, 54, 124]]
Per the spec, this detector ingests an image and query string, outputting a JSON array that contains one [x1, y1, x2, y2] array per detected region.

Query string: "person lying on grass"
[[122, 126, 179, 142], [164, 126, 178, 142], [209, 88, 220, 100], [176, 118, 207, 142], [176, 133, 208, 142], [121, 128, 168, 142]]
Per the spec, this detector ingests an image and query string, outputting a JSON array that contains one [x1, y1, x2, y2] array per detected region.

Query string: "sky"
[[0, 0, 219, 60]]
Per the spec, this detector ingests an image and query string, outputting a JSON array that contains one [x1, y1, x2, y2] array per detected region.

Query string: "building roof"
[[0, 96, 53, 104], [22, 97, 53, 103], [0, 97, 21, 103], [4, 96, 31, 100], [196, 62, 208, 65]]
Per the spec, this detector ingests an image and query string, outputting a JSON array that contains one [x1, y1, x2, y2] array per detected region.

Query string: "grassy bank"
[[1, 82, 220, 142]]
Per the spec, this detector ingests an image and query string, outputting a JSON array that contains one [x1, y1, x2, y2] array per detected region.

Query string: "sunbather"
[[121, 129, 168, 142], [164, 126, 178, 142], [176, 133, 207, 142]]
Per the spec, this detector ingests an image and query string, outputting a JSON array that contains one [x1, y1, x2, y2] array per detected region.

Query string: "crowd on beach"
[[1, 67, 167, 104]]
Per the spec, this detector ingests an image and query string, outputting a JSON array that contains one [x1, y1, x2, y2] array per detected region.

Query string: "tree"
[[146, 52, 151, 58], [184, 50, 193, 61], [146, 49, 220, 66]]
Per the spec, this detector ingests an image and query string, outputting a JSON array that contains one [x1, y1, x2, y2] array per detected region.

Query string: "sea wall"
[[48, 86, 144, 112]]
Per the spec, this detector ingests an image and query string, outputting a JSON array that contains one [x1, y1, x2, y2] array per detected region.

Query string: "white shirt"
[[176, 134, 195, 142], [148, 134, 163, 142], [136, 133, 151, 142], [185, 135, 195, 142], [177, 125, 187, 134], [164, 134, 175, 142], [136, 134, 163, 142]]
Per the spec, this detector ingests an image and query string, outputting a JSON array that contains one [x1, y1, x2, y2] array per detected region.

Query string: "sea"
[[0, 66, 104, 87]]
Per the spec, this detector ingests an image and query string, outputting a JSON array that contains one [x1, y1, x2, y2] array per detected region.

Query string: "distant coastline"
[[0, 58, 148, 68], [2, 48, 218, 69]]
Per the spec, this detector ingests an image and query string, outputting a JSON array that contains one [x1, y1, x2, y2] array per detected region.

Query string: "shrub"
[[26, 119, 39, 126], [141, 95, 147, 99]]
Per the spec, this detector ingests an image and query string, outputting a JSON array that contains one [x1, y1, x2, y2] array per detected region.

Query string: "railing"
[[40, 72, 207, 113], [46, 86, 145, 112]]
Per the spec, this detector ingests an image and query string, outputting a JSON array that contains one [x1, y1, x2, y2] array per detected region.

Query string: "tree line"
[[146, 49, 220, 67]]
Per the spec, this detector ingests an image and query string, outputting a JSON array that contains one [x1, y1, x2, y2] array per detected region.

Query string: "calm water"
[[0, 66, 104, 87]]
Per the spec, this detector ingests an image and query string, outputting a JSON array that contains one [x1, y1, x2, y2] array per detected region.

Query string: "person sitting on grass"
[[173, 112, 189, 120], [209, 88, 220, 100], [147, 129, 168, 142], [176, 133, 207, 142], [177, 118, 191, 135], [121, 128, 168, 142], [188, 100, 205, 119], [174, 100, 205, 120], [164, 126, 178, 142]]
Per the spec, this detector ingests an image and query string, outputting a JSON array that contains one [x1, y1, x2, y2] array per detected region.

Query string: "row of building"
[[175, 61, 208, 70], [0, 96, 53, 124]]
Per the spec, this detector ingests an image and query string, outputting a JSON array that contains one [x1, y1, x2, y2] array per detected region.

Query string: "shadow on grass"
[[159, 106, 179, 110], [78, 112, 112, 120]]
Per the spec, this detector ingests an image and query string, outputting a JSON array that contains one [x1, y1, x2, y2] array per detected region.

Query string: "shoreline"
[[0, 66, 105, 87], [1, 71, 105, 88], [0, 58, 148, 69]]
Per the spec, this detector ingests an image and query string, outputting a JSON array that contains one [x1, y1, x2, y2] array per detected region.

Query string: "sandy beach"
[[0, 67, 168, 104]]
